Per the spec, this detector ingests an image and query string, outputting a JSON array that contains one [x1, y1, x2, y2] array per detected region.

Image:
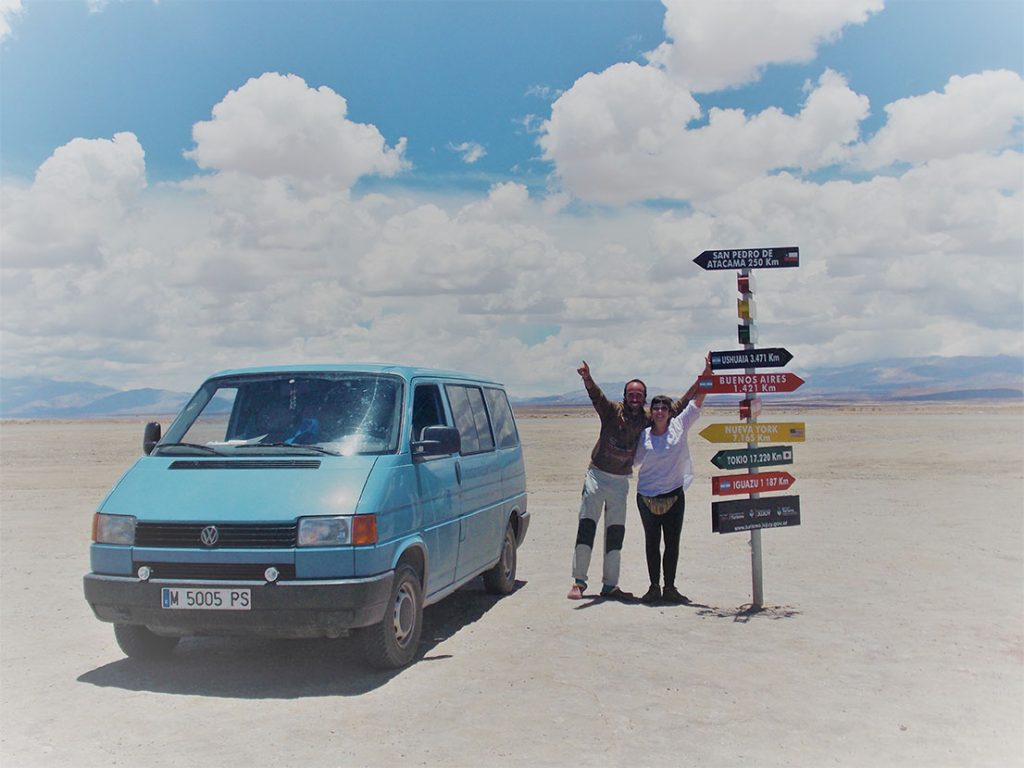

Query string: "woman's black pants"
[[636, 488, 685, 588]]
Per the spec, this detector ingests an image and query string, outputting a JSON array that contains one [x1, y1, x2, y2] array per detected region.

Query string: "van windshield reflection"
[[156, 373, 403, 457]]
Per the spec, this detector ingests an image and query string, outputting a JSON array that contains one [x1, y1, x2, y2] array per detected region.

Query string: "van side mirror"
[[143, 422, 161, 455], [412, 425, 460, 461]]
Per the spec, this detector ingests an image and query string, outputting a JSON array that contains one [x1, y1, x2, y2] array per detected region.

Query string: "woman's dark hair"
[[650, 395, 673, 409]]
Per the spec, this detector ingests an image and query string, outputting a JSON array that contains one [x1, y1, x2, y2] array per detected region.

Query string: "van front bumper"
[[83, 571, 394, 639]]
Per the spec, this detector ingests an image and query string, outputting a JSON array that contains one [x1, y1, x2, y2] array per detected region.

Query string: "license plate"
[[161, 587, 251, 611]]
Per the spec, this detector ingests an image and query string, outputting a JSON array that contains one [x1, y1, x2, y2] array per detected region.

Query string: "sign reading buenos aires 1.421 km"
[[698, 372, 804, 395]]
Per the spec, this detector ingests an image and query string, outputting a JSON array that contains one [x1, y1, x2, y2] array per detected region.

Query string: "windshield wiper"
[[233, 443, 341, 456], [154, 442, 221, 455]]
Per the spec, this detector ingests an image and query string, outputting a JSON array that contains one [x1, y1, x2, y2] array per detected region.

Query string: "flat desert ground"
[[1, 403, 1022, 767]]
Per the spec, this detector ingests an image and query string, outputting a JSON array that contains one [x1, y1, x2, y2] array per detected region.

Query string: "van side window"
[[445, 385, 495, 455], [411, 384, 447, 441], [483, 388, 519, 448]]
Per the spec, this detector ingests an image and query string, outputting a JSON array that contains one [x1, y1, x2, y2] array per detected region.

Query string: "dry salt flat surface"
[[1, 404, 1021, 767]]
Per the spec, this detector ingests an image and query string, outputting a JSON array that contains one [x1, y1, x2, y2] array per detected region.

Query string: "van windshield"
[[157, 373, 404, 456]]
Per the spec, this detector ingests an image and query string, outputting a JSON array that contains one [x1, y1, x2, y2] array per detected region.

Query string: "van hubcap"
[[501, 537, 514, 578], [392, 583, 416, 647]]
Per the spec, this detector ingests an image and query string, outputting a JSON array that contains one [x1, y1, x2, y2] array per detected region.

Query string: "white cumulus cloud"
[[0, 0, 24, 42], [1, 132, 146, 267], [541, 66, 867, 205], [185, 72, 409, 192], [647, 0, 883, 92], [855, 70, 1024, 169]]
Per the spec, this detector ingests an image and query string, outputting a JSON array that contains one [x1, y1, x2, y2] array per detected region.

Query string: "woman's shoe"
[[662, 585, 690, 604], [567, 583, 585, 600], [641, 585, 661, 604]]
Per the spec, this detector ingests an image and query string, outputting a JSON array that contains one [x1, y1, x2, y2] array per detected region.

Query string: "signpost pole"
[[740, 266, 764, 610]]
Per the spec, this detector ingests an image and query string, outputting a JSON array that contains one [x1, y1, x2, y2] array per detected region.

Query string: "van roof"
[[206, 363, 504, 386]]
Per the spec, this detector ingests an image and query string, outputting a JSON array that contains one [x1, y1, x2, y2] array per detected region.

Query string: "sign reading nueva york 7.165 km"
[[694, 247, 800, 271], [700, 422, 806, 444], [710, 348, 792, 370]]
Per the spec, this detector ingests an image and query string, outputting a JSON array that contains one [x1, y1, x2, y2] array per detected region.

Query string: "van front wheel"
[[113, 624, 179, 660], [360, 564, 423, 669], [483, 522, 517, 595]]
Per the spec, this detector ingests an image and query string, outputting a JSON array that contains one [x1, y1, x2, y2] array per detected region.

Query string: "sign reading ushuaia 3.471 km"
[[694, 244, 804, 610]]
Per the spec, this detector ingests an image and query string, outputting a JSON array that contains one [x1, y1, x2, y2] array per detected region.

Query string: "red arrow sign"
[[698, 373, 805, 395], [712, 472, 796, 496]]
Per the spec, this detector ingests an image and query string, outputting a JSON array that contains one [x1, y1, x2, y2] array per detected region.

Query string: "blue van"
[[83, 364, 529, 668]]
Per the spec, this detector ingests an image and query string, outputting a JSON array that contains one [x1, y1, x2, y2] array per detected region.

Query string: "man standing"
[[568, 361, 651, 600]]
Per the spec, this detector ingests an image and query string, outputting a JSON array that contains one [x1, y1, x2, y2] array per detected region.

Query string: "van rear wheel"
[[483, 522, 517, 595], [113, 624, 179, 660], [360, 564, 423, 669]]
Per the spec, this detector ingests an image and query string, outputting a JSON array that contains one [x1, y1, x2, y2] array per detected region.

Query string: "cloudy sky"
[[1, 0, 1021, 397]]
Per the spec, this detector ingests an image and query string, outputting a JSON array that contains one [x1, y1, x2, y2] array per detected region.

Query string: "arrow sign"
[[712, 495, 801, 534], [712, 471, 796, 496], [700, 422, 806, 444], [698, 373, 805, 395], [737, 298, 756, 320], [710, 348, 793, 370], [711, 446, 794, 470], [694, 247, 800, 271], [739, 397, 762, 420]]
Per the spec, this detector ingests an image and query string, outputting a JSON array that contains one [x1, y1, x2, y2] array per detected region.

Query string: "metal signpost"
[[694, 246, 803, 610]]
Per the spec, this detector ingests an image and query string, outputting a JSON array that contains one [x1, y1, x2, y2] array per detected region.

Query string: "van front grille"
[[134, 561, 296, 581], [135, 522, 298, 548]]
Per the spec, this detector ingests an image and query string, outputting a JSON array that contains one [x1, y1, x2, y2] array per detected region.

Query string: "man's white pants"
[[572, 466, 629, 588]]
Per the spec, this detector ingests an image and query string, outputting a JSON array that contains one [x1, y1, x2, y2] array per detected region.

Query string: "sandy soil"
[[1, 404, 1022, 767]]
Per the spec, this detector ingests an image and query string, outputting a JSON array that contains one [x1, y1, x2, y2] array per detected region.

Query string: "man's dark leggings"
[[636, 488, 685, 588]]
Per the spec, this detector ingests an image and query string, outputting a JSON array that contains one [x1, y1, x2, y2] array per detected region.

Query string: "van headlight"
[[297, 516, 350, 547], [92, 513, 136, 545]]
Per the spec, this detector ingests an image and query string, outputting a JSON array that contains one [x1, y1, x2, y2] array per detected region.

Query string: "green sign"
[[710, 446, 794, 470]]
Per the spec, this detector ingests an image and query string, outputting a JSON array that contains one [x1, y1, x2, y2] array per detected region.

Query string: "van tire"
[[483, 522, 517, 595], [113, 624, 179, 660], [360, 564, 423, 669]]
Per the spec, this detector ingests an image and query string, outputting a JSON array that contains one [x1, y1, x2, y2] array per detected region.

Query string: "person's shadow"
[[77, 578, 527, 698]]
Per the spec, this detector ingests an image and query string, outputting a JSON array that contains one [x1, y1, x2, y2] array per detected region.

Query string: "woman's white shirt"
[[634, 402, 701, 496]]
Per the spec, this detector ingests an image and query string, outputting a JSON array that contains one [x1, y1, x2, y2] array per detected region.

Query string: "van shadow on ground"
[[76, 577, 525, 699]]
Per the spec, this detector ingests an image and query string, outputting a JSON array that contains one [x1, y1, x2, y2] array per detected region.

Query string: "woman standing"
[[633, 355, 711, 604]]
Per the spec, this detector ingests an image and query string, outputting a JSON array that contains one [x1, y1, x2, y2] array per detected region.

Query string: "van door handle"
[[455, 461, 462, 485]]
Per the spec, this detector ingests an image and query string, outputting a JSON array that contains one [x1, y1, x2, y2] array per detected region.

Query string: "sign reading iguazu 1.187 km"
[[695, 244, 803, 609]]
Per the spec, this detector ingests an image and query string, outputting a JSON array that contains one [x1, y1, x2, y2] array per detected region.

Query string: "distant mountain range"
[[515, 355, 1024, 406], [1, 355, 1021, 418]]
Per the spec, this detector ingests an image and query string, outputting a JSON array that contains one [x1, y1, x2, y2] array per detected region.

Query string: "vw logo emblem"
[[199, 525, 220, 547]]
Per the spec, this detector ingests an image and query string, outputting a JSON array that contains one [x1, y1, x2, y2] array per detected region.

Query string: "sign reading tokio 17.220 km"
[[693, 246, 800, 271], [710, 445, 794, 470]]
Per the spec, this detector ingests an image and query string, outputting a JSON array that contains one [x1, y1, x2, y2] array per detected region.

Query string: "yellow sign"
[[699, 422, 806, 444], [737, 298, 756, 320]]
